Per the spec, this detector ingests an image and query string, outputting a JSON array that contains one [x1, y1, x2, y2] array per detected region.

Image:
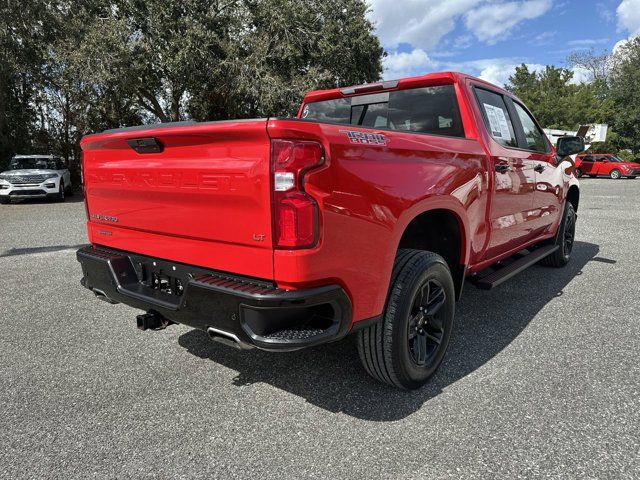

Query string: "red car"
[[76, 72, 583, 389], [575, 153, 640, 179]]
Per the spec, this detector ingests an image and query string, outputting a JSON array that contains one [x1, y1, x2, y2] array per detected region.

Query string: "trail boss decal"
[[340, 130, 388, 146]]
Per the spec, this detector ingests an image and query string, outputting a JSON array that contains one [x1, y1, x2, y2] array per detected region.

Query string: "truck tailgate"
[[80, 120, 274, 279]]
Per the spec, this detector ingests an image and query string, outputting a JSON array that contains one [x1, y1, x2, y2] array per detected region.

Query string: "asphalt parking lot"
[[1, 179, 639, 479]]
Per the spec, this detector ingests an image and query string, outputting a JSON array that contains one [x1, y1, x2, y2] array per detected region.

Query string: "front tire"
[[610, 169, 621, 179], [540, 202, 576, 268], [357, 250, 456, 390], [56, 181, 65, 202], [0, 196, 9, 205], [575, 168, 583, 178]]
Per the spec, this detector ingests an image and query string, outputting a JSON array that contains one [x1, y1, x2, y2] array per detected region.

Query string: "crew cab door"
[[473, 87, 537, 259], [595, 155, 612, 175], [509, 101, 561, 236], [579, 155, 596, 175]]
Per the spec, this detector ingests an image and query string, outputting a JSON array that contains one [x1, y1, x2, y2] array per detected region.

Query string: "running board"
[[473, 245, 559, 290]]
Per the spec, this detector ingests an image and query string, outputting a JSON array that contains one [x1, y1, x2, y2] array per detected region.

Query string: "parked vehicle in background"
[[0, 155, 72, 204], [574, 154, 640, 179], [76, 71, 583, 390]]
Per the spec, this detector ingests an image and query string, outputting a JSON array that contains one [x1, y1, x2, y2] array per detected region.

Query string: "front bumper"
[[0, 178, 60, 198], [76, 246, 352, 351]]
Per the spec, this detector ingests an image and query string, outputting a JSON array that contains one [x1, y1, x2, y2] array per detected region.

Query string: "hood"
[[0, 169, 58, 176]]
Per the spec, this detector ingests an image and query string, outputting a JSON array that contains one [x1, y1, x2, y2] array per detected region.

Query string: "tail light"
[[81, 151, 90, 220], [271, 139, 324, 249]]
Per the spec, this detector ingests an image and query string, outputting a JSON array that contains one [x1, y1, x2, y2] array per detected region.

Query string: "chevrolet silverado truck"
[[76, 72, 583, 389], [0, 155, 72, 204]]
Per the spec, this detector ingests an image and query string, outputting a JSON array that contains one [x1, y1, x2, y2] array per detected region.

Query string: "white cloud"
[[383, 51, 546, 86], [368, 0, 554, 51], [613, 37, 631, 54], [464, 0, 553, 44], [617, 0, 640, 36], [367, 0, 483, 50], [383, 49, 435, 79], [596, 2, 614, 23], [568, 38, 609, 46], [569, 67, 592, 85], [442, 59, 543, 86], [477, 62, 545, 86], [533, 31, 555, 46]]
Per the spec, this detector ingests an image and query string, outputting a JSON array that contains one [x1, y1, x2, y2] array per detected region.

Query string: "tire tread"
[[358, 249, 451, 389]]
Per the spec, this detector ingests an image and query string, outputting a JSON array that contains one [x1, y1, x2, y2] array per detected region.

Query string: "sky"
[[367, 0, 640, 85]]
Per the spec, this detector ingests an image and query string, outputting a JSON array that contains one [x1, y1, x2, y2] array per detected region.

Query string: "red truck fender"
[[389, 196, 471, 300]]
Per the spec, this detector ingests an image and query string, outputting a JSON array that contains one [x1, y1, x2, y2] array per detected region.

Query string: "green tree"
[[31, 0, 382, 166], [189, 0, 384, 120], [0, 0, 57, 167], [609, 37, 640, 155], [506, 64, 612, 131]]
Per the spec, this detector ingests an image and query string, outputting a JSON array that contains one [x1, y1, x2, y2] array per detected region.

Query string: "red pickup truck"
[[77, 72, 583, 389]]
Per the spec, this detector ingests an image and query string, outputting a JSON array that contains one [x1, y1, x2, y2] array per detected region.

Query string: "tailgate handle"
[[127, 137, 163, 154]]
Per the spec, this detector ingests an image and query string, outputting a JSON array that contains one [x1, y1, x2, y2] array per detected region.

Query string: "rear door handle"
[[495, 163, 510, 173], [534, 164, 546, 173]]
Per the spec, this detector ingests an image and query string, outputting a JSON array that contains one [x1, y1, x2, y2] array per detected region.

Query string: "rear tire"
[[610, 169, 621, 179], [357, 249, 456, 390], [540, 202, 576, 268]]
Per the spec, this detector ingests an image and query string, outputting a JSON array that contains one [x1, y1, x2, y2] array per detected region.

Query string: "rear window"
[[301, 85, 465, 138]]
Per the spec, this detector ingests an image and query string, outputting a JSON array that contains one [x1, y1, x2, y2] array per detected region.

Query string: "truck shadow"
[[178, 241, 603, 421]]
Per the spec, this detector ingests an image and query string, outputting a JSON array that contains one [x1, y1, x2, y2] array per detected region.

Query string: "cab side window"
[[513, 103, 549, 153], [475, 88, 518, 148]]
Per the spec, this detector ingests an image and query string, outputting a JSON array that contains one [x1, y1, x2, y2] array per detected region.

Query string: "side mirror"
[[556, 136, 585, 157]]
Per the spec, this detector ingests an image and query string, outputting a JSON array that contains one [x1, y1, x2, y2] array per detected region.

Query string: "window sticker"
[[483, 103, 512, 142], [439, 116, 453, 128]]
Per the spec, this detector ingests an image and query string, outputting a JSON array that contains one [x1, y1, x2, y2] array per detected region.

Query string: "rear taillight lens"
[[271, 139, 324, 249], [81, 151, 90, 220]]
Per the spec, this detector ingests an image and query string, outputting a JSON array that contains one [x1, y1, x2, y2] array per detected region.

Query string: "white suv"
[[0, 155, 72, 204]]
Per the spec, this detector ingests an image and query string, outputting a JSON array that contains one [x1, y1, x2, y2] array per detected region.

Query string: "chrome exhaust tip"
[[207, 327, 253, 350]]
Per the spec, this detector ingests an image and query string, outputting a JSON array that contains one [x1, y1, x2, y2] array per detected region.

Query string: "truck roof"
[[302, 71, 510, 104]]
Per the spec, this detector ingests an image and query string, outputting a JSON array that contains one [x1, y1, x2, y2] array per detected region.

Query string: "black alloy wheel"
[[407, 279, 447, 366]]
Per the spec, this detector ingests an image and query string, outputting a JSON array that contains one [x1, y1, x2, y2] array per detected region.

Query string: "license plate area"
[[132, 259, 194, 299], [149, 271, 185, 297]]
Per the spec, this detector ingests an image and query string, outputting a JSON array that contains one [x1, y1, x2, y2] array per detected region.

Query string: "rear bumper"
[[76, 245, 352, 351]]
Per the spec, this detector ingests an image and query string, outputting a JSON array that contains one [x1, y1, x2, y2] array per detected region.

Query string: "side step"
[[473, 245, 559, 290]]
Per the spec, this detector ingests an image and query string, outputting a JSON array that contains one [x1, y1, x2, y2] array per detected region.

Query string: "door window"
[[475, 88, 518, 148], [302, 85, 465, 138], [513, 103, 549, 153]]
